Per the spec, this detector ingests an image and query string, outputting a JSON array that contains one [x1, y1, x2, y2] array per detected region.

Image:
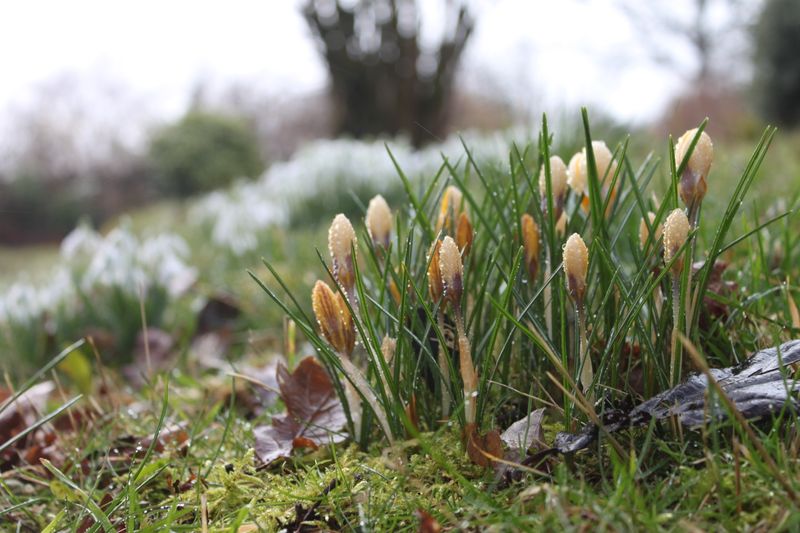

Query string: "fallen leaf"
[[553, 340, 800, 454], [253, 357, 346, 465], [464, 423, 504, 468], [500, 408, 545, 454], [415, 508, 442, 533]]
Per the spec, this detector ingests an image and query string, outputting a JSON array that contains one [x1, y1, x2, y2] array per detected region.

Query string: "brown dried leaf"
[[415, 508, 442, 533], [253, 357, 346, 465], [464, 423, 504, 468]]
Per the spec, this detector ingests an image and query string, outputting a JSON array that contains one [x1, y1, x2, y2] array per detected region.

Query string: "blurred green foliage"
[[149, 110, 265, 196]]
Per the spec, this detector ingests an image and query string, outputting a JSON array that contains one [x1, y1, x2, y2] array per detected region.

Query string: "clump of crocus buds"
[[539, 155, 568, 220], [328, 214, 357, 297], [675, 128, 713, 221], [436, 186, 464, 236], [664, 209, 690, 275], [521, 214, 540, 282], [365, 195, 392, 249]]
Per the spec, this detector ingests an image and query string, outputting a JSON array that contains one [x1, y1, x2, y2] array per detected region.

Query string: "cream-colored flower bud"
[[563, 233, 589, 304], [639, 212, 663, 249], [381, 335, 397, 365], [439, 236, 464, 307], [663, 209, 691, 274], [539, 155, 569, 200], [567, 151, 586, 195], [555, 211, 568, 236], [587, 140, 616, 182], [521, 214, 540, 282], [311, 280, 355, 355], [675, 129, 713, 209], [328, 214, 357, 292], [436, 186, 464, 235], [427, 240, 444, 302], [365, 195, 392, 248]]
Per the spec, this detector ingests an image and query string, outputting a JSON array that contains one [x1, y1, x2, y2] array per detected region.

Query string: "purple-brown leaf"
[[253, 357, 346, 465]]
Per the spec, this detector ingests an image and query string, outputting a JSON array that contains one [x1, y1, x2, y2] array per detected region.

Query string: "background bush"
[[754, 0, 800, 127], [149, 110, 265, 196]]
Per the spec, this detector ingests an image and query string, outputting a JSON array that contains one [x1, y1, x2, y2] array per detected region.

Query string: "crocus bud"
[[563, 233, 589, 305], [567, 151, 586, 195], [365, 195, 392, 248], [664, 209, 690, 275], [539, 156, 568, 217], [587, 140, 616, 182], [675, 129, 713, 209], [311, 280, 355, 355], [439, 236, 464, 307], [381, 335, 397, 365], [555, 212, 568, 237], [328, 214, 357, 293], [427, 240, 444, 301], [436, 186, 464, 235], [639, 212, 663, 249], [521, 214, 540, 281], [456, 212, 474, 258]]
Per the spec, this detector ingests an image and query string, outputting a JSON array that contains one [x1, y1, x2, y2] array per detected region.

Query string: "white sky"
[[0, 0, 704, 130]]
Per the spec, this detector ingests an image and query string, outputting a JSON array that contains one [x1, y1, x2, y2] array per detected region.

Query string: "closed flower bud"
[[365, 195, 392, 248], [563, 233, 589, 304], [427, 240, 444, 301], [381, 335, 397, 365], [521, 214, 540, 281], [456, 212, 474, 258], [555, 211, 568, 236], [539, 156, 569, 215], [675, 128, 713, 209], [639, 212, 663, 249], [439, 236, 464, 307], [664, 209, 691, 275], [436, 186, 464, 235], [567, 151, 586, 195], [312, 280, 355, 355], [328, 214, 357, 293]]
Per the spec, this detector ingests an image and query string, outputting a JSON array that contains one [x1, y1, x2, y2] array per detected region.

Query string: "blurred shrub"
[[754, 0, 800, 127], [149, 110, 265, 196]]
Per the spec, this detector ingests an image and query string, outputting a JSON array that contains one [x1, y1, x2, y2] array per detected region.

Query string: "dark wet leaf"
[[277, 478, 341, 532], [253, 357, 346, 465], [196, 293, 241, 336], [553, 340, 800, 454], [501, 408, 545, 454]]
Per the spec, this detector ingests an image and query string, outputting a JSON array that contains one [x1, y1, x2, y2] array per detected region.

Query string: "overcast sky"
[[0, 0, 728, 130]]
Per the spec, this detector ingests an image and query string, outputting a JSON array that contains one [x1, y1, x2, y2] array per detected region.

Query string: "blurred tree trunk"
[[303, 0, 473, 147]]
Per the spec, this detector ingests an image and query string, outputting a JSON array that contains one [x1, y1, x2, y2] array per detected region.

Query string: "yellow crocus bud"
[[439, 236, 464, 307], [639, 212, 663, 249], [456, 211, 474, 258], [664, 209, 691, 275], [436, 186, 464, 235], [563, 233, 589, 305], [675, 128, 713, 209], [328, 214, 357, 294], [311, 280, 355, 355], [555, 211, 568, 237], [381, 335, 397, 365], [365, 195, 392, 248], [521, 214, 540, 282], [427, 240, 444, 302]]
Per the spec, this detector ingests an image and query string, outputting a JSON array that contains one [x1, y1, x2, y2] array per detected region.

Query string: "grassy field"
[[2, 119, 800, 531]]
